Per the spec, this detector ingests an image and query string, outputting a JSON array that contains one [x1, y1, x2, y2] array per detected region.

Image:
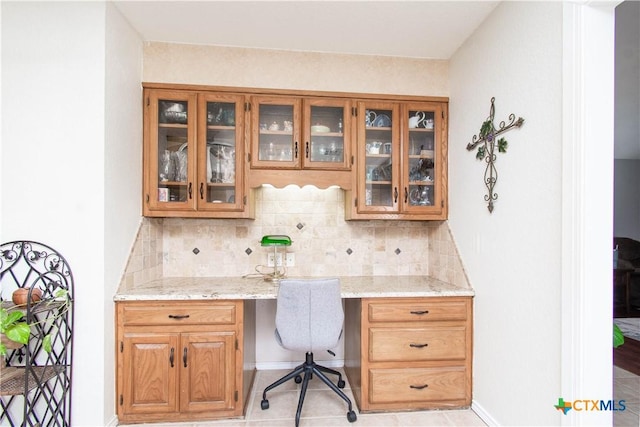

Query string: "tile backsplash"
[[119, 186, 470, 290]]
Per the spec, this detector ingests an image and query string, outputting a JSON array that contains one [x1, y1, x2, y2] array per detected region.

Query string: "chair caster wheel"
[[338, 379, 346, 388], [294, 375, 302, 384], [347, 410, 357, 422], [261, 399, 269, 410]]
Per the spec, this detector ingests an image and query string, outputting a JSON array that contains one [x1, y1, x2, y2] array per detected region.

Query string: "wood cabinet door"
[[197, 93, 248, 214], [250, 95, 302, 169], [401, 102, 447, 218], [355, 101, 401, 215], [121, 332, 180, 416], [179, 331, 237, 413], [144, 89, 198, 214], [301, 98, 352, 170]]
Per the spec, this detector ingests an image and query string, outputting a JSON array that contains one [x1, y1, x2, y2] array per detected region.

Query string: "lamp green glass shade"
[[260, 235, 292, 247]]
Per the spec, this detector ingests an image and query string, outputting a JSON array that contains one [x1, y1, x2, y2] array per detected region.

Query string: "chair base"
[[261, 352, 357, 426]]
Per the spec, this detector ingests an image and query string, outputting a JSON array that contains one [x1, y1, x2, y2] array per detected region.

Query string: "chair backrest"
[[275, 278, 343, 353]]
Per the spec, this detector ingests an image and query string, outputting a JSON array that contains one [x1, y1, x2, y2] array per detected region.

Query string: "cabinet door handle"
[[409, 343, 429, 348], [188, 182, 193, 199], [183, 347, 188, 368], [305, 141, 309, 158], [394, 187, 398, 203], [170, 347, 174, 367], [404, 187, 408, 203], [295, 141, 299, 159], [410, 310, 429, 315], [199, 182, 204, 199], [168, 314, 190, 319], [409, 384, 429, 390]]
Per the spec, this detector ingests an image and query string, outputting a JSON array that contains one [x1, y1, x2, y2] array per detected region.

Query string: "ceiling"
[[113, 1, 499, 59]]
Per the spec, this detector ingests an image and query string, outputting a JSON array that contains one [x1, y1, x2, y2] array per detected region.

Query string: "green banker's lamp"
[[261, 235, 292, 282]]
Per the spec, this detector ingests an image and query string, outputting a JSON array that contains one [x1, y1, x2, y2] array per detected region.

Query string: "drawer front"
[[121, 303, 237, 326], [369, 326, 466, 362], [368, 300, 468, 323], [369, 367, 467, 404]]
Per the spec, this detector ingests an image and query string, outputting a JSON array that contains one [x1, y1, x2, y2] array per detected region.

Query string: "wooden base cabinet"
[[344, 297, 472, 412], [116, 301, 247, 424]]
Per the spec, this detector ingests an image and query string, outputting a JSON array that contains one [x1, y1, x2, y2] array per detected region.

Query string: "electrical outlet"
[[285, 252, 295, 266], [267, 253, 284, 267], [267, 253, 294, 267]]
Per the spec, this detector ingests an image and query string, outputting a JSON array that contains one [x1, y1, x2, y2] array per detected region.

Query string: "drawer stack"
[[349, 297, 472, 412]]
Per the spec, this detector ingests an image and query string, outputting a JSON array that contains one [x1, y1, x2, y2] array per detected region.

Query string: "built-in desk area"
[[114, 276, 474, 424]]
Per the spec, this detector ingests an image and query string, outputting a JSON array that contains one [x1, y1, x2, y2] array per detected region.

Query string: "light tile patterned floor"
[[120, 368, 486, 427], [613, 366, 640, 427]]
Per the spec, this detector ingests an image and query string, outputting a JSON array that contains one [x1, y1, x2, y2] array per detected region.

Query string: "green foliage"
[[0, 309, 29, 356], [479, 120, 493, 138], [0, 289, 71, 356], [43, 334, 52, 353], [613, 323, 625, 348], [475, 120, 510, 159], [497, 138, 508, 153]]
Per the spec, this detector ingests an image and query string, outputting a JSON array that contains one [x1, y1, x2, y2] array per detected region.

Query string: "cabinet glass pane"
[[407, 109, 436, 207], [309, 106, 344, 163], [364, 108, 393, 207], [157, 99, 189, 203], [258, 104, 294, 161], [206, 101, 236, 204]]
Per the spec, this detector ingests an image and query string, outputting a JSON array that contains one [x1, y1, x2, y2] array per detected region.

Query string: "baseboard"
[[472, 399, 499, 426], [256, 359, 344, 370], [104, 415, 119, 427]]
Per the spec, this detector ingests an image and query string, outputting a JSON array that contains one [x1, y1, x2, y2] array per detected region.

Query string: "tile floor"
[[121, 368, 486, 427], [613, 366, 640, 427]]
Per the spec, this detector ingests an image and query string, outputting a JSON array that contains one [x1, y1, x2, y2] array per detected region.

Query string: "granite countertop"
[[114, 275, 474, 301]]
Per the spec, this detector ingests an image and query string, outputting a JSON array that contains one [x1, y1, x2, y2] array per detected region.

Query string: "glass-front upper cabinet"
[[250, 96, 301, 169], [302, 98, 351, 170], [250, 96, 351, 170], [197, 93, 246, 213], [356, 101, 400, 214], [143, 88, 249, 218], [353, 100, 447, 219], [146, 89, 198, 212], [402, 102, 445, 215]]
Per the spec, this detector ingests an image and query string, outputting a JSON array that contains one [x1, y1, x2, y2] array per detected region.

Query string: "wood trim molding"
[[142, 82, 449, 104]]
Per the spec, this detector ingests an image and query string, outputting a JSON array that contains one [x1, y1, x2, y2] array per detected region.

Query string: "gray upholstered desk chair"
[[260, 278, 357, 426]]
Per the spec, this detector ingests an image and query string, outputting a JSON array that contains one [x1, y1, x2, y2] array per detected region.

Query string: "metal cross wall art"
[[466, 97, 525, 213]]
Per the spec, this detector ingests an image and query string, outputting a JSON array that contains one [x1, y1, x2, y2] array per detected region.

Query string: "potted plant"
[[1, 288, 70, 356]]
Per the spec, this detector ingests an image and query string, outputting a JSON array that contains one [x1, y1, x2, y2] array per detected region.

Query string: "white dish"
[[311, 125, 330, 133]]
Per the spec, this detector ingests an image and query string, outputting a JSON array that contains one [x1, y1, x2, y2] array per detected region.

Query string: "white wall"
[[104, 2, 143, 423], [1, 2, 142, 425], [449, 3, 564, 425], [450, 2, 616, 426]]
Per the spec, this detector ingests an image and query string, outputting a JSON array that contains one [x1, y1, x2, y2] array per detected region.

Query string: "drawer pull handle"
[[410, 384, 429, 390], [410, 310, 429, 315], [168, 314, 190, 319], [183, 347, 188, 368], [409, 343, 429, 348], [169, 348, 174, 367]]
